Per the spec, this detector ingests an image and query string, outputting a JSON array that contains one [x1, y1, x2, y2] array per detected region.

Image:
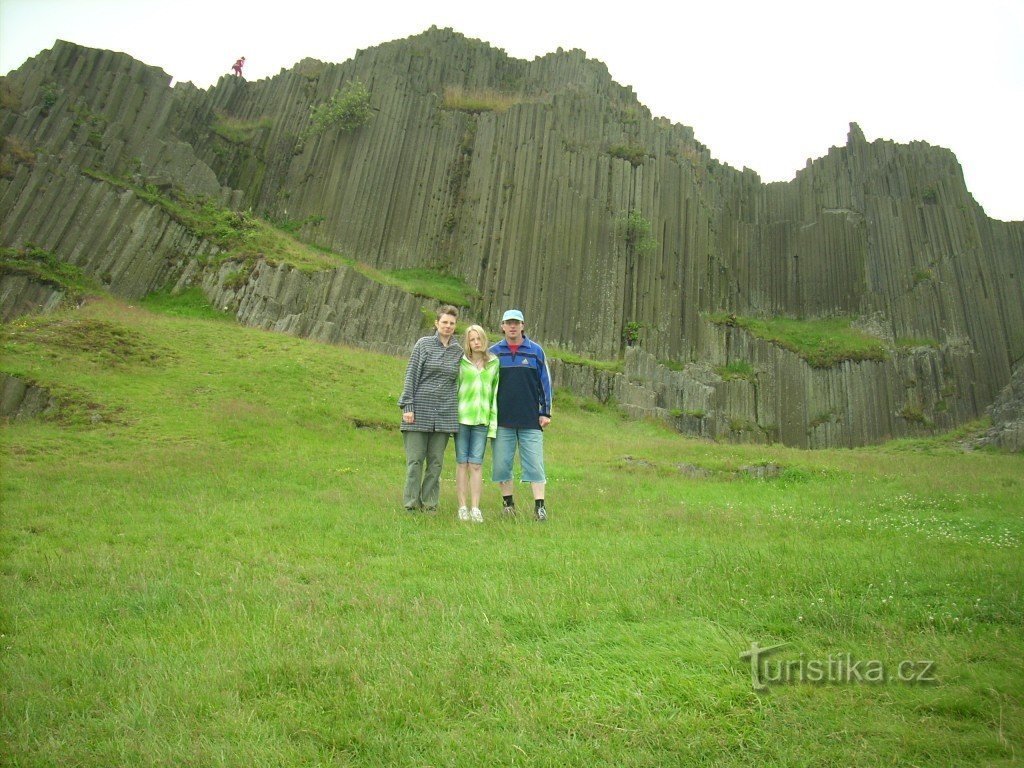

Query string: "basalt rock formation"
[[971, 361, 1024, 453], [1, 28, 1022, 447]]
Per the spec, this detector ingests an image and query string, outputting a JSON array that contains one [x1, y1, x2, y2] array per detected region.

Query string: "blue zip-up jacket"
[[490, 335, 552, 429]]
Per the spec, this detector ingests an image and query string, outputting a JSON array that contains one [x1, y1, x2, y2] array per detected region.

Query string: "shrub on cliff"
[[303, 80, 372, 138], [616, 210, 657, 257]]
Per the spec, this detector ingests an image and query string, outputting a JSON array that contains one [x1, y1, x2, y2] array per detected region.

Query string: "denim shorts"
[[455, 424, 489, 464], [492, 426, 545, 483]]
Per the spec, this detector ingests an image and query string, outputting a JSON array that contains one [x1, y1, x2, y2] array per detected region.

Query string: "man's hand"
[[403, 412, 415, 424], [539, 416, 551, 429]]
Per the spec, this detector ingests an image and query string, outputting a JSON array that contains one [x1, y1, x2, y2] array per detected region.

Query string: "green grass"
[[897, 337, 941, 351], [716, 360, 756, 381], [378, 267, 478, 307], [0, 245, 98, 296], [2, 296, 1022, 766], [440, 86, 529, 114], [82, 169, 348, 272], [710, 313, 889, 367], [546, 345, 625, 373], [608, 143, 648, 167], [80, 171, 478, 308], [140, 287, 235, 322], [211, 114, 274, 144]]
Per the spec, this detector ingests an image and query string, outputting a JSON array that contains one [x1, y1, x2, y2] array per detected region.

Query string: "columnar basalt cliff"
[[2, 28, 1022, 447]]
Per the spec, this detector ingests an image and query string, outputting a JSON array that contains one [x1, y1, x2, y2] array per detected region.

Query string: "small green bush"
[[673, 408, 705, 419], [808, 410, 838, 429], [223, 268, 251, 291], [623, 321, 642, 346], [608, 143, 647, 167], [304, 80, 372, 138], [716, 360, 756, 381], [39, 82, 60, 111], [899, 404, 934, 427], [617, 211, 658, 257], [913, 268, 935, 285]]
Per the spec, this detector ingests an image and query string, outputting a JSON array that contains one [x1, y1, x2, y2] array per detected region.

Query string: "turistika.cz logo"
[[740, 642, 937, 691]]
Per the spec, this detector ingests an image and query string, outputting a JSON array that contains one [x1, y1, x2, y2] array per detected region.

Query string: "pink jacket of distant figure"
[[232, 57, 245, 77]]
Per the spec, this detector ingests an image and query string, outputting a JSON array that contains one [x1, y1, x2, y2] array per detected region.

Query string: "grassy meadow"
[[1, 295, 1022, 766]]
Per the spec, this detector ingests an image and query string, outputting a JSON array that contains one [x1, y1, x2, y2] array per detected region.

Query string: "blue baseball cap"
[[501, 309, 524, 322]]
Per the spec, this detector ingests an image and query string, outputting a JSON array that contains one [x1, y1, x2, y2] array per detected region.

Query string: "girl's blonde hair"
[[463, 324, 489, 352]]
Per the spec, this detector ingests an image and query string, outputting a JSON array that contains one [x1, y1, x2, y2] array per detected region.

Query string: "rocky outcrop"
[[1, 160, 223, 299], [0, 271, 65, 320], [0, 40, 428, 352], [553, 334, 972, 448], [194, 258, 427, 356], [0, 373, 58, 420], [971, 361, 1024, 452], [0, 41, 239, 305], [1, 29, 1022, 447]]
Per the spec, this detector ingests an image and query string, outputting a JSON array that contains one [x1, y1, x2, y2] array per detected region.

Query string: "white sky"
[[2, 0, 1022, 221]]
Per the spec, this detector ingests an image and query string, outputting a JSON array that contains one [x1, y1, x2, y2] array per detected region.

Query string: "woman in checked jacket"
[[398, 305, 462, 512]]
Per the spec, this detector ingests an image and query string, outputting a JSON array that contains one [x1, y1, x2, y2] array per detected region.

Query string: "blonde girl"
[[455, 325, 500, 522]]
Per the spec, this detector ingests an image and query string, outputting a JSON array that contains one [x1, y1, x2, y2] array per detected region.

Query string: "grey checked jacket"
[[398, 334, 463, 432]]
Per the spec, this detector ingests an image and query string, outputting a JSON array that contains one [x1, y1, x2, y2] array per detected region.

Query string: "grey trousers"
[[402, 431, 450, 509]]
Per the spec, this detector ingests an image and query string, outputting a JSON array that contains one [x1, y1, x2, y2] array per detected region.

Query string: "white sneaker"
[[470, 507, 483, 523], [457, 506, 470, 521]]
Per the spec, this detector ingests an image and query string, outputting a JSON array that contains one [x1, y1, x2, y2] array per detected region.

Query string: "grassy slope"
[[1, 297, 1022, 767]]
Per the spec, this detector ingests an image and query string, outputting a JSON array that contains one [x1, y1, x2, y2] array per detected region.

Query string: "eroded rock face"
[[0, 373, 58, 420], [0, 272, 64, 321], [1, 29, 1022, 447], [972, 362, 1024, 452]]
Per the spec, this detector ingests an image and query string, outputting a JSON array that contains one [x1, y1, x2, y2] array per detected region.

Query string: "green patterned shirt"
[[458, 355, 500, 438]]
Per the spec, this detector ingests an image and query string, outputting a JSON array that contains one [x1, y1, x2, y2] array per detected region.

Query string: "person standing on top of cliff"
[[231, 57, 245, 78], [490, 309, 552, 521], [398, 305, 463, 513]]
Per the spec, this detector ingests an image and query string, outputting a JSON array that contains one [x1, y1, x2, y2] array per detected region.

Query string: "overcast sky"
[[2, 0, 1022, 220]]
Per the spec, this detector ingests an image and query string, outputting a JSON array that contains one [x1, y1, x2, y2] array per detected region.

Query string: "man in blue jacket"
[[490, 309, 552, 521]]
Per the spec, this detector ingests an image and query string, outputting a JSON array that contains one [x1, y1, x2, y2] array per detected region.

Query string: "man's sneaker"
[[457, 506, 470, 521], [470, 507, 484, 523], [502, 504, 517, 517], [534, 506, 547, 522]]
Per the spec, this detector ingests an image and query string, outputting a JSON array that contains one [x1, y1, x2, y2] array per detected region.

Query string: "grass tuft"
[[210, 113, 274, 144], [440, 86, 530, 114], [546, 345, 624, 373], [378, 267, 478, 307], [709, 313, 889, 367], [0, 245, 98, 297], [140, 287, 235, 322]]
